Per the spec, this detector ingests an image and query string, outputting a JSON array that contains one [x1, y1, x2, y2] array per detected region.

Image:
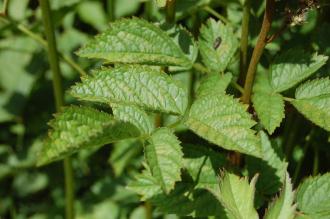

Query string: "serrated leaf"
[[295, 77, 330, 99], [38, 106, 140, 166], [197, 73, 232, 98], [292, 78, 330, 131], [246, 131, 287, 195], [252, 71, 285, 134], [186, 94, 261, 157], [199, 18, 238, 73], [264, 173, 296, 219], [269, 49, 328, 92], [212, 172, 259, 219], [77, 18, 191, 67], [112, 104, 154, 135], [183, 144, 227, 190], [296, 173, 330, 218], [70, 65, 188, 115], [145, 128, 183, 193]]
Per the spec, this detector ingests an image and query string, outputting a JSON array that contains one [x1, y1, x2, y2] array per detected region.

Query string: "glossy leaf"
[[264, 173, 296, 219], [186, 94, 261, 157], [292, 78, 330, 131], [37, 106, 140, 166], [70, 65, 188, 115], [212, 172, 259, 219], [296, 173, 330, 218], [252, 72, 285, 134], [77, 18, 191, 67], [199, 18, 238, 73], [269, 49, 328, 92], [145, 128, 184, 193]]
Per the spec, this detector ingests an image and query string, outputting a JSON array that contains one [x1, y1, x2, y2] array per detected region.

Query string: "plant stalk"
[[166, 0, 176, 23], [241, 0, 275, 104], [238, 0, 251, 85], [39, 1, 75, 219], [107, 0, 115, 22]]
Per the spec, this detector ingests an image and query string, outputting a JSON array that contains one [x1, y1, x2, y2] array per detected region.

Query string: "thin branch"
[[203, 6, 230, 24], [241, 0, 276, 104]]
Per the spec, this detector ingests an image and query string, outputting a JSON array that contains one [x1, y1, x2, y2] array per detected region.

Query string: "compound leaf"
[[199, 18, 238, 73], [70, 65, 188, 115], [145, 128, 184, 193], [292, 77, 330, 131], [77, 18, 191, 67], [112, 104, 154, 135], [212, 172, 259, 219], [252, 71, 285, 134], [186, 94, 261, 157], [296, 173, 330, 218], [37, 106, 140, 166], [269, 49, 328, 92], [264, 173, 296, 219]]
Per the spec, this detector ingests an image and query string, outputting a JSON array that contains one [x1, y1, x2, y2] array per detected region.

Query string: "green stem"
[[0, 17, 87, 76], [107, 0, 115, 22], [144, 0, 153, 20], [312, 145, 319, 176], [203, 6, 230, 24], [166, 0, 176, 23], [0, 0, 9, 16], [241, 0, 275, 104], [39, 1, 75, 219], [238, 0, 251, 85]]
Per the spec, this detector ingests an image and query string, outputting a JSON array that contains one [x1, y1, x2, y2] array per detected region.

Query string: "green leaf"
[[37, 106, 140, 166], [197, 73, 232, 98], [264, 173, 296, 219], [183, 144, 227, 190], [186, 94, 261, 157], [269, 49, 328, 92], [112, 104, 154, 135], [145, 128, 183, 193], [199, 18, 238, 73], [296, 173, 330, 218], [252, 71, 285, 134], [77, 18, 191, 67], [70, 65, 188, 115], [212, 172, 259, 219], [246, 131, 288, 195], [292, 78, 330, 131]]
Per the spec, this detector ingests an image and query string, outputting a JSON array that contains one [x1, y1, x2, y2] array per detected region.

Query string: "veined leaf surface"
[[186, 94, 261, 157], [37, 106, 140, 166], [70, 65, 188, 115], [77, 18, 192, 67]]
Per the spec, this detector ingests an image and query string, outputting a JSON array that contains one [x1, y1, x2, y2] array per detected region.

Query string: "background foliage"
[[0, 0, 330, 218]]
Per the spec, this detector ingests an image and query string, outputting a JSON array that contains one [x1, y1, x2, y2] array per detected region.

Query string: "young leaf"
[[264, 173, 296, 219], [111, 104, 154, 135], [186, 94, 261, 157], [70, 65, 188, 115], [196, 73, 232, 98], [292, 77, 330, 131], [212, 172, 259, 219], [269, 49, 328, 92], [37, 106, 140, 166], [144, 128, 184, 193], [296, 173, 330, 218], [77, 18, 191, 67], [252, 71, 285, 134], [199, 18, 238, 73], [246, 131, 287, 195]]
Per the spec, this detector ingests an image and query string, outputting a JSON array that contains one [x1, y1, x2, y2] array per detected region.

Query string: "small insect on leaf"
[[213, 37, 222, 50]]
